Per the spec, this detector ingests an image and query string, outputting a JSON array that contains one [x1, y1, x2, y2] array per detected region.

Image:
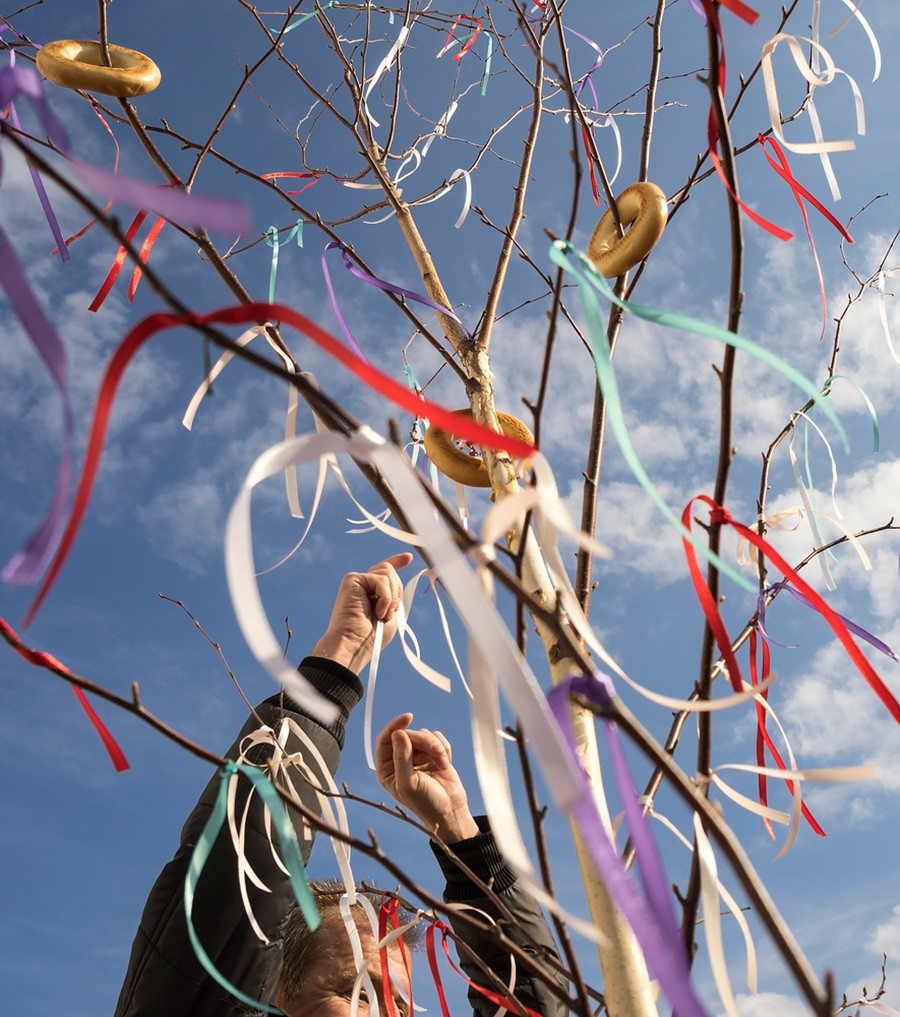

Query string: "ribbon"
[[266, 221, 303, 302], [761, 32, 860, 200], [749, 630, 824, 840], [828, 0, 881, 82], [23, 301, 536, 626], [0, 222, 74, 586], [873, 271, 900, 366], [721, 0, 759, 22], [548, 672, 711, 1017], [549, 240, 847, 593], [182, 323, 306, 522], [0, 614, 129, 771], [89, 182, 178, 311], [685, 495, 900, 725], [758, 582, 898, 662], [823, 375, 879, 452], [51, 97, 120, 253], [261, 171, 320, 196], [759, 134, 853, 341], [71, 159, 250, 234], [327, 240, 462, 323], [427, 916, 542, 1017], [698, 0, 791, 240], [647, 805, 759, 999], [363, 24, 410, 128], [184, 760, 318, 1013], [436, 15, 481, 61], [0, 67, 74, 584], [3, 47, 67, 261], [378, 898, 412, 1017]]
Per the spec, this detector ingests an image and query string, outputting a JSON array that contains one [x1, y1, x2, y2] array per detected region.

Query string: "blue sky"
[[3, 2, 900, 1016]]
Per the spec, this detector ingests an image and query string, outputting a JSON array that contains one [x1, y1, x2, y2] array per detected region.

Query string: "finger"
[[391, 727, 417, 795], [364, 561, 407, 621], [375, 713, 413, 766], [433, 730, 453, 762], [404, 727, 452, 769], [381, 552, 414, 571]]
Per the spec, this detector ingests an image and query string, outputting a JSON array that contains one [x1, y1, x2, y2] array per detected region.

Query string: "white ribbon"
[[182, 323, 305, 521], [363, 24, 411, 128]]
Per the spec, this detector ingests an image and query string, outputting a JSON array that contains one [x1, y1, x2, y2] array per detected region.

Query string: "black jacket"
[[113, 657, 567, 1017]]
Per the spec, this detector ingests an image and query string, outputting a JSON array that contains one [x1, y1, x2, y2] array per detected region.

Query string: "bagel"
[[423, 410, 534, 488], [36, 40, 161, 97], [587, 181, 668, 277]]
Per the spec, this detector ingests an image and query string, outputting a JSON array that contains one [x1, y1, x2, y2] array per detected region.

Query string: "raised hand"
[[376, 713, 479, 843], [310, 552, 413, 672]]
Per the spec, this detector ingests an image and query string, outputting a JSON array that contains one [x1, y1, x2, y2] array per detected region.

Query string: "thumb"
[[391, 728, 416, 795]]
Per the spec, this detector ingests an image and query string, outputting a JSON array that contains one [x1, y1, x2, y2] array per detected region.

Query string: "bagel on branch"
[[36, 40, 161, 97], [587, 181, 668, 277], [423, 410, 534, 487]]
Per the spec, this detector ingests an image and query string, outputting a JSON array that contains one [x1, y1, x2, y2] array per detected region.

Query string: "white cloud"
[[866, 905, 900, 961], [724, 991, 809, 1017]]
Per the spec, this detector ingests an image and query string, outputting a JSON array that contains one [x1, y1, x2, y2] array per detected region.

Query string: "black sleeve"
[[113, 657, 363, 1017], [430, 817, 570, 1017]]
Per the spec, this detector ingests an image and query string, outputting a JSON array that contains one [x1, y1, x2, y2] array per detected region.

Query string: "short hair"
[[279, 878, 421, 1000]]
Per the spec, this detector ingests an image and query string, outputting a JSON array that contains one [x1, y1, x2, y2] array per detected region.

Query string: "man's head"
[[277, 879, 419, 1017]]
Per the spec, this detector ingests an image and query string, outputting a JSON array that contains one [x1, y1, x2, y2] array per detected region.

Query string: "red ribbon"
[[758, 133, 854, 342], [699, 0, 790, 241], [378, 897, 413, 1017], [261, 171, 320, 196], [437, 15, 481, 60], [748, 631, 824, 838], [51, 97, 120, 255], [682, 495, 900, 726], [426, 918, 545, 1017], [0, 614, 129, 771], [580, 123, 600, 206], [717, 0, 759, 23], [24, 300, 538, 625], [89, 181, 179, 312]]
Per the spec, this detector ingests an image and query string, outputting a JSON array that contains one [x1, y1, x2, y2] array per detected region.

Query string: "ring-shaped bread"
[[587, 182, 668, 278], [36, 40, 161, 97], [423, 410, 534, 488]]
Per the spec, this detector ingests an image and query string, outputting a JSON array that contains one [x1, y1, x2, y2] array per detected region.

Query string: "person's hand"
[[310, 553, 413, 672], [376, 714, 479, 842]]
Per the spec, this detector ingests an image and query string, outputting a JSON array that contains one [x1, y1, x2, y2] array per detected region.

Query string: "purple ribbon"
[[2, 46, 68, 261], [0, 221, 73, 584], [0, 66, 251, 589], [563, 27, 605, 111], [0, 66, 69, 149], [321, 241, 464, 362], [71, 161, 251, 235], [758, 583, 899, 660], [547, 672, 711, 1017], [0, 67, 75, 584]]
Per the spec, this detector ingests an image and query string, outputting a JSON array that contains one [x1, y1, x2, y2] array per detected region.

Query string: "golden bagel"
[[587, 181, 668, 277], [36, 40, 161, 97], [423, 410, 534, 488]]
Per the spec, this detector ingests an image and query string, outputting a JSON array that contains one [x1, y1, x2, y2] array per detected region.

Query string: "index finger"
[[371, 552, 414, 573]]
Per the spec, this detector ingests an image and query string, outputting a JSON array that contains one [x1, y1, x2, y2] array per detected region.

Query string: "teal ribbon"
[[822, 374, 879, 453], [265, 221, 303, 303], [481, 32, 493, 95], [184, 760, 319, 1013], [283, 2, 337, 32], [548, 240, 849, 592]]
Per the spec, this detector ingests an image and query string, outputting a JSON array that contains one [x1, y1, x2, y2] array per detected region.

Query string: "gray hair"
[[279, 878, 421, 1000]]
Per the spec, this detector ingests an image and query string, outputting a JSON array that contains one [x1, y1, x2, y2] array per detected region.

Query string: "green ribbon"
[[184, 760, 320, 1013], [548, 240, 849, 592], [822, 374, 879, 453], [265, 221, 303, 303]]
